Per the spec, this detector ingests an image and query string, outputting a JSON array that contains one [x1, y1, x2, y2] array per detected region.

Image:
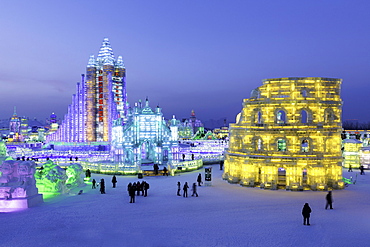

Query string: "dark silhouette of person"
[[177, 182, 181, 196], [220, 160, 224, 170], [302, 203, 312, 225], [191, 183, 198, 197], [348, 164, 353, 172], [100, 179, 105, 194], [92, 179, 96, 189], [182, 154, 185, 161], [183, 182, 189, 197], [144, 181, 149, 197], [163, 167, 168, 176], [129, 183, 136, 203], [112, 175, 117, 188], [85, 169, 91, 178], [136, 181, 141, 196], [360, 165, 365, 175], [325, 191, 333, 209], [197, 173, 202, 186], [127, 182, 132, 195], [191, 154, 194, 160], [140, 181, 145, 195], [153, 164, 159, 175]]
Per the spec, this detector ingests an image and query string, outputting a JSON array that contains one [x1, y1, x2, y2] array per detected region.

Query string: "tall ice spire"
[[97, 37, 115, 65]]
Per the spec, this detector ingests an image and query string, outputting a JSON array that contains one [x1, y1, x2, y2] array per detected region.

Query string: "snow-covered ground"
[[1, 166, 370, 247]]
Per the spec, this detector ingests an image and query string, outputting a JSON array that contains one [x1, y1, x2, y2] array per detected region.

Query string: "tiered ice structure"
[[46, 38, 127, 145]]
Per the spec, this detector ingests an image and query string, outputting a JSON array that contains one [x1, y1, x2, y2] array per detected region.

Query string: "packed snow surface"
[[1, 166, 370, 247]]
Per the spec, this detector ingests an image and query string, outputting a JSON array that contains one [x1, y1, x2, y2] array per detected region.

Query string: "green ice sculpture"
[[66, 164, 84, 187], [0, 141, 7, 157], [35, 160, 67, 193]]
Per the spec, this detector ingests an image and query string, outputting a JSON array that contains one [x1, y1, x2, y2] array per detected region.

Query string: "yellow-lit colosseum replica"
[[223, 77, 344, 190]]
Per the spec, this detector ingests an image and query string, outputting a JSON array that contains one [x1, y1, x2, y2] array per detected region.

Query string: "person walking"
[[177, 182, 181, 196], [112, 175, 117, 188], [129, 183, 136, 203], [348, 164, 353, 172], [302, 203, 312, 225], [191, 183, 198, 197], [183, 182, 189, 197], [100, 179, 105, 194], [92, 179, 96, 189], [360, 165, 365, 175], [325, 191, 333, 209], [197, 173, 202, 186]]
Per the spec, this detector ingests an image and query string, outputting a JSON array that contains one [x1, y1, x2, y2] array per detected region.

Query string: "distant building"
[[9, 107, 21, 141], [178, 110, 204, 139], [47, 38, 127, 143], [224, 77, 344, 191]]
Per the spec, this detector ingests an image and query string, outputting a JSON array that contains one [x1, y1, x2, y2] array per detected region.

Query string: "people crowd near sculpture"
[[127, 180, 150, 203]]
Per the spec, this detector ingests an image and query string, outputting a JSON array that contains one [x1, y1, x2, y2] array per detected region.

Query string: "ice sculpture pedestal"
[[0, 160, 44, 212], [0, 193, 43, 212]]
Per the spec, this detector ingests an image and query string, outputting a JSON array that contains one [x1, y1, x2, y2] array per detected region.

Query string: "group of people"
[[302, 191, 334, 226], [348, 164, 365, 175], [90, 178, 106, 194], [127, 181, 150, 203], [177, 173, 203, 197], [91, 175, 118, 194]]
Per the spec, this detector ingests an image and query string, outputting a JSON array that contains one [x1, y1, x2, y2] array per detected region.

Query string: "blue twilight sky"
[[1, 0, 370, 125]]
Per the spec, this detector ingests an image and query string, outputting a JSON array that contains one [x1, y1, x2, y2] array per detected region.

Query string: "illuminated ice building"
[[46, 38, 127, 149], [223, 77, 344, 191], [110, 98, 179, 171], [178, 110, 204, 139]]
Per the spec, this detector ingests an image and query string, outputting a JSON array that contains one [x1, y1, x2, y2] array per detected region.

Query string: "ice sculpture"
[[0, 159, 43, 212], [66, 164, 84, 187], [0, 141, 7, 157], [36, 160, 67, 193]]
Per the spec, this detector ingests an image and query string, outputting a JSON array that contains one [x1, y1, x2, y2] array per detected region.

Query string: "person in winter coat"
[[183, 182, 189, 197], [191, 183, 198, 197], [129, 184, 136, 203], [136, 181, 141, 196], [100, 179, 105, 194], [197, 173, 202, 186], [112, 175, 117, 188], [92, 179, 96, 189], [143, 181, 149, 197], [177, 181, 181, 196], [325, 191, 333, 209], [360, 165, 365, 175], [302, 203, 312, 225], [127, 182, 132, 195]]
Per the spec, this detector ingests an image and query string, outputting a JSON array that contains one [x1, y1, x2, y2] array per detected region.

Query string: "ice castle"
[[223, 77, 344, 191], [44, 38, 181, 173]]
